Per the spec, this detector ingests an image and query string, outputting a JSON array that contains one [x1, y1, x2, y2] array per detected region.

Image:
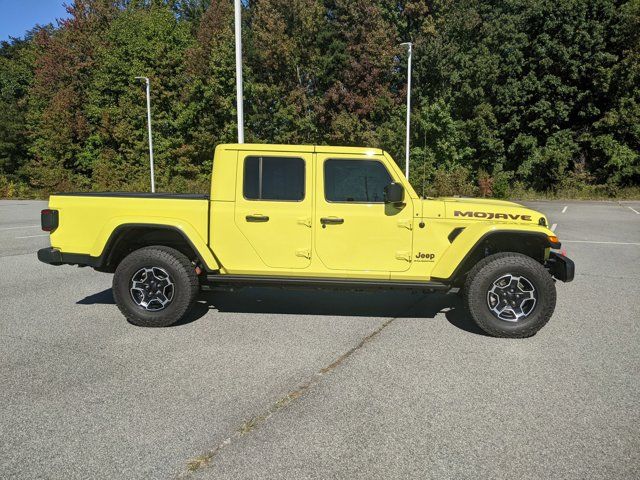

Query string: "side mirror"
[[384, 182, 405, 205]]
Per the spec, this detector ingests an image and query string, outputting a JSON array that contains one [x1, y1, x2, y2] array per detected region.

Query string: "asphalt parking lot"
[[1, 199, 639, 479]]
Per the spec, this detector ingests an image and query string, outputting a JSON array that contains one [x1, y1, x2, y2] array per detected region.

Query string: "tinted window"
[[324, 159, 392, 203], [243, 156, 305, 201]]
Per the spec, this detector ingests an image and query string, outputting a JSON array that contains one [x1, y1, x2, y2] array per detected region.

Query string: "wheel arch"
[[95, 224, 217, 273], [431, 229, 558, 286]]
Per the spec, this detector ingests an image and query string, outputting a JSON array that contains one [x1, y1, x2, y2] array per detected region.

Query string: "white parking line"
[[15, 234, 49, 239], [561, 206, 568, 213], [628, 206, 640, 215], [550, 223, 557, 232], [0, 225, 39, 231], [563, 240, 640, 246]]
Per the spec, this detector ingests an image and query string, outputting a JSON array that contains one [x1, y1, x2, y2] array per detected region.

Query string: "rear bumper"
[[547, 251, 575, 282], [37, 247, 99, 267], [37, 247, 63, 265]]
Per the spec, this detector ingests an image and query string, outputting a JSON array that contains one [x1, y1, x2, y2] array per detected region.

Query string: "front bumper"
[[547, 251, 575, 282]]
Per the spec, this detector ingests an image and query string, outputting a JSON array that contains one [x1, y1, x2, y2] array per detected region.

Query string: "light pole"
[[400, 42, 412, 180], [234, 0, 244, 143], [135, 76, 155, 192]]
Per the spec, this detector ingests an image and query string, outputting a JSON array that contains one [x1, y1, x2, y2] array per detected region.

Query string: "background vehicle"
[[38, 144, 574, 337]]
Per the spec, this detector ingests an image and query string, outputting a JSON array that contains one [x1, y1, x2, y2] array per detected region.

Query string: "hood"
[[439, 197, 522, 208], [439, 197, 548, 226]]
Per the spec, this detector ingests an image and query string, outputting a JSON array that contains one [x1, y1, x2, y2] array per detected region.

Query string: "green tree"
[[319, 0, 401, 148], [245, 0, 326, 144], [87, 3, 194, 190], [179, 0, 237, 180], [413, 0, 640, 190], [0, 33, 37, 175], [25, 0, 123, 190]]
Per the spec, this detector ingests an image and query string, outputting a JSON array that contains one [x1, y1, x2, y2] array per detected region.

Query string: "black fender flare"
[[96, 223, 214, 272], [432, 230, 560, 284]]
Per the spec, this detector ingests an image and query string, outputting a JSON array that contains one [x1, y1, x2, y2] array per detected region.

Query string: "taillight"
[[41, 209, 59, 232]]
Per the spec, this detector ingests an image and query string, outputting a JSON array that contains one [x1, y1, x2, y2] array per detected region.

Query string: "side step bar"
[[204, 274, 450, 291]]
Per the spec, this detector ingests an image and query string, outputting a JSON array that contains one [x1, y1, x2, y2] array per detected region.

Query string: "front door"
[[314, 154, 413, 272], [235, 152, 313, 269]]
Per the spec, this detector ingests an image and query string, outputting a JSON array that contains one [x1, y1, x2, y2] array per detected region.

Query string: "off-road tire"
[[463, 252, 556, 338], [113, 246, 199, 327]]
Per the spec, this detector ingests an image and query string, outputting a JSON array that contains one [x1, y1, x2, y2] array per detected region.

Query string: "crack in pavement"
[[178, 296, 426, 477]]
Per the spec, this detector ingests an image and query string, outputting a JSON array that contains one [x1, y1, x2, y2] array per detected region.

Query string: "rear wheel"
[[113, 246, 199, 327], [463, 252, 556, 338]]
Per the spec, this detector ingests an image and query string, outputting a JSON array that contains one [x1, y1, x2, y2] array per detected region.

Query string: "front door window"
[[324, 159, 391, 203], [314, 156, 413, 273]]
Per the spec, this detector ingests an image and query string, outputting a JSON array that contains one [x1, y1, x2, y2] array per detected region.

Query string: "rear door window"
[[243, 156, 305, 201]]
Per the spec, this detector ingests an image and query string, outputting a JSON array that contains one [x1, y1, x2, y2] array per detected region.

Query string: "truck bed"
[[48, 192, 211, 261]]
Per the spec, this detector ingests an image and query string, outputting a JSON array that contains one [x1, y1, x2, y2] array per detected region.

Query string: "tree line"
[[0, 0, 638, 198]]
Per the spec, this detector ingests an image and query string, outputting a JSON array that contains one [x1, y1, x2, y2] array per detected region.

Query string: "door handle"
[[320, 217, 344, 225], [246, 214, 269, 222]]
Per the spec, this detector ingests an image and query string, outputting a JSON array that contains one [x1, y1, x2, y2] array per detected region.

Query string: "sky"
[[0, 0, 70, 41]]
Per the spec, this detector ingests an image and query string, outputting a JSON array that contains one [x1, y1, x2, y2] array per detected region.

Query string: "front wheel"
[[113, 246, 199, 327], [463, 252, 556, 338]]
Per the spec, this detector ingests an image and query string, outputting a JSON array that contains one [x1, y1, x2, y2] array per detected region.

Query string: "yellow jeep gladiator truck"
[[38, 144, 574, 337]]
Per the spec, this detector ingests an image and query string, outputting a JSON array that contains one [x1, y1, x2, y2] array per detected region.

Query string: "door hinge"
[[397, 219, 413, 230], [296, 248, 311, 259], [395, 251, 411, 261], [297, 217, 312, 228]]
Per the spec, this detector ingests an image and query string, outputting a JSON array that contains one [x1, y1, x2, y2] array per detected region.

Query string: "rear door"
[[314, 153, 414, 272], [234, 151, 313, 269]]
